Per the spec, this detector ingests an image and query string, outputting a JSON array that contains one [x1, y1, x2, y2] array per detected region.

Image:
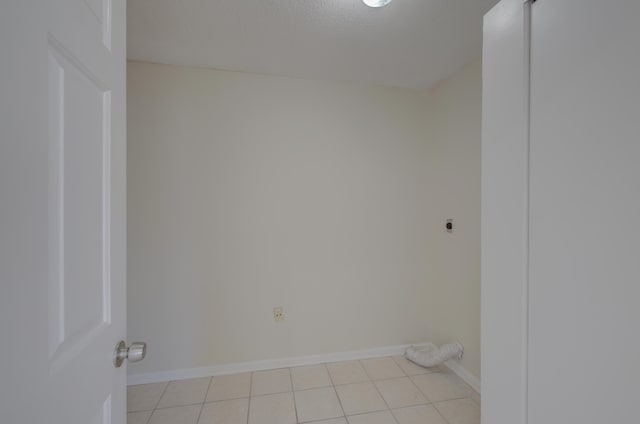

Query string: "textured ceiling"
[[127, 0, 499, 89]]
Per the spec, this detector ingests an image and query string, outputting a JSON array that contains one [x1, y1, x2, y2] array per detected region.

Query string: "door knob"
[[113, 340, 146, 368]]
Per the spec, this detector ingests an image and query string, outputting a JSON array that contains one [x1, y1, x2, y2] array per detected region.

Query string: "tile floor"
[[127, 356, 480, 424]]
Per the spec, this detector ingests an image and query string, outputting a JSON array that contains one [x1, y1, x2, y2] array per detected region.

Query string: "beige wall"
[[424, 61, 482, 378], [127, 60, 481, 380]]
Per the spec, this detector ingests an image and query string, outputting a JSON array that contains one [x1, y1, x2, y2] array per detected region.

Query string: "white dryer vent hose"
[[405, 342, 464, 368]]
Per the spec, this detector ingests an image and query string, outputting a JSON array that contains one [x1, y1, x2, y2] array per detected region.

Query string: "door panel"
[[48, 40, 111, 362], [83, 0, 113, 50], [0, 0, 126, 422], [529, 0, 640, 422]]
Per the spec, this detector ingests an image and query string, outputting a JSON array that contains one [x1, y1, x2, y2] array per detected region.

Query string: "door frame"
[[481, 0, 531, 423]]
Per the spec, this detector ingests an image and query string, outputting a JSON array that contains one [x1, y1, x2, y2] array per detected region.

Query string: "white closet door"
[[528, 0, 640, 422]]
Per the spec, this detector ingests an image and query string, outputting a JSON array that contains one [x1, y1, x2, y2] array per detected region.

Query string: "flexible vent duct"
[[405, 342, 464, 368]]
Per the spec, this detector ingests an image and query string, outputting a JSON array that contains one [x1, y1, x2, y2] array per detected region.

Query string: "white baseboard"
[[127, 343, 424, 386], [128, 342, 481, 395], [444, 358, 481, 394]]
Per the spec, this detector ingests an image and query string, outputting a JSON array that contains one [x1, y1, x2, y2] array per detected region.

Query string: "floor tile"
[[198, 398, 248, 424], [392, 356, 434, 376], [129, 365, 480, 424], [410, 372, 474, 403], [291, 365, 333, 391], [156, 377, 211, 408], [248, 392, 296, 424], [392, 405, 448, 424], [294, 387, 344, 423], [127, 382, 168, 412], [361, 357, 405, 380], [251, 368, 292, 396], [346, 410, 397, 424], [327, 361, 370, 386], [433, 398, 480, 424], [335, 382, 388, 415], [375, 377, 428, 408], [206, 373, 251, 402], [127, 411, 152, 424], [147, 405, 202, 424]]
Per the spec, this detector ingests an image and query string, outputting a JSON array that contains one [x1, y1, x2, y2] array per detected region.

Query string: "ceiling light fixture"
[[362, 0, 394, 8]]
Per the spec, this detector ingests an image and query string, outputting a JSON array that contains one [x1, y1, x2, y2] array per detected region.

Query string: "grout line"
[[126, 408, 155, 413], [407, 376, 434, 406], [325, 363, 349, 423], [250, 389, 294, 397], [287, 368, 300, 424], [432, 402, 453, 424], [302, 416, 347, 424], [290, 363, 333, 392], [246, 371, 253, 424], [358, 358, 400, 424], [129, 409, 153, 424], [203, 376, 214, 404], [326, 360, 370, 386], [345, 409, 397, 421], [432, 396, 475, 405], [432, 396, 481, 424], [347, 409, 395, 417], [330, 384, 347, 423], [203, 395, 251, 404], [194, 403, 205, 424], [326, 363, 337, 387], [153, 401, 208, 411], [194, 377, 213, 423], [149, 380, 171, 415], [361, 357, 408, 381], [293, 384, 337, 393], [405, 375, 432, 405]]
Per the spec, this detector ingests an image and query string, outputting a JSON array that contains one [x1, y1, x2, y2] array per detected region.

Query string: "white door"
[[483, 0, 640, 423], [0, 0, 127, 423], [528, 0, 640, 422]]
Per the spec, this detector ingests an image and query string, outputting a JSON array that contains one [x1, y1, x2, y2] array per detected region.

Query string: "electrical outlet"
[[273, 306, 284, 322], [446, 219, 453, 233]]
